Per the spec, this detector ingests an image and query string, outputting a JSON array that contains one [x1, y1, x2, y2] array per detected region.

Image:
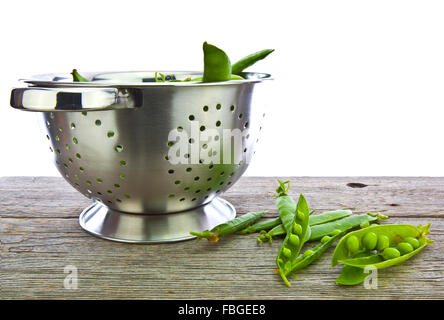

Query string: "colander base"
[[78, 197, 236, 243]]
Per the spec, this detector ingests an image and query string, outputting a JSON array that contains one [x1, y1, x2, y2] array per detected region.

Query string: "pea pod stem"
[[189, 211, 266, 242]]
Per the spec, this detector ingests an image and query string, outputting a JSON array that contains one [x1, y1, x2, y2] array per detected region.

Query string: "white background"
[[1, 0, 443, 177]]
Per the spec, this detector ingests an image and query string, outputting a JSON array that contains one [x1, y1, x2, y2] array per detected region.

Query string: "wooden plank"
[[0, 177, 443, 299], [1, 176, 444, 218]]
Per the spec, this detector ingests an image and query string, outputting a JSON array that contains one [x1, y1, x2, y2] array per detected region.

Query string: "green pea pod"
[[278, 196, 298, 232], [202, 42, 231, 82], [231, 49, 275, 75], [71, 69, 90, 82], [257, 224, 285, 243], [274, 180, 297, 234], [276, 194, 310, 287], [308, 209, 352, 226], [336, 265, 370, 286], [332, 223, 433, 267], [310, 212, 388, 241], [291, 230, 346, 273], [257, 209, 358, 243], [189, 211, 266, 242], [236, 217, 281, 235], [190, 74, 243, 82]]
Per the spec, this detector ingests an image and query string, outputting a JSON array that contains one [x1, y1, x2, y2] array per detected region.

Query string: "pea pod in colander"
[[276, 194, 310, 287], [71, 69, 89, 82], [332, 223, 434, 268], [202, 42, 232, 82], [231, 49, 275, 75]]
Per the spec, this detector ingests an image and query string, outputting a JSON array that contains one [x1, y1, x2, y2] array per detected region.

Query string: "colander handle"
[[10, 87, 142, 111]]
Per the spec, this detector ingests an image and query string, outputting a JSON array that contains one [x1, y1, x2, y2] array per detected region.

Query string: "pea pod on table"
[[290, 230, 347, 273], [236, 217, 282, 235], [257, 210, 371, 243], [335, 265, 371, 286], [332, 223, 433, 269], [309, 212, 388, 241], [189, 211, 266, 242], [276, 194, 310, 287], [275, 180, 298, 233]]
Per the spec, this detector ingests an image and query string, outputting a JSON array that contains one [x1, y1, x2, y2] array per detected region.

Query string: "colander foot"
[[78, 197, 236, 243]]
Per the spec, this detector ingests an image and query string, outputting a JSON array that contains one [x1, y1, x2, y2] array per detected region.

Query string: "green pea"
[[362, 232, 378, 250], [321, 236, 331, 244], [382, 247, 401, 260], [283, 248, 292, 259], [303, 250, 313, 257], [376, 235, 390, 251], [331, 229, 342, 236], [397, 242, 414, 255], [346, 235, 360, 255], [297, 210, 305, 221], [404, 237, 420, 249], [289, 234, 300, 247], [293, 223, 303, 236]]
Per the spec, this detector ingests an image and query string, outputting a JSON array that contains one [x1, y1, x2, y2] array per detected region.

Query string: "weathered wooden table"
[[1, 176, 443, 299]]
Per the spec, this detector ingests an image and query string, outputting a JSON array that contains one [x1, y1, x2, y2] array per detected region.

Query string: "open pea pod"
[[336, 265, 370, 286], [276, 194, 310, 287], [332, 223, 433, 268]]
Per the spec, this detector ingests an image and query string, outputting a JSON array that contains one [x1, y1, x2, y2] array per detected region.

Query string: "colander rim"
[[20, 71, 273, 88]]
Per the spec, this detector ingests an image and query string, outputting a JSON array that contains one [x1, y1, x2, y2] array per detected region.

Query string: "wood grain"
[[1, 176, 443, 300]]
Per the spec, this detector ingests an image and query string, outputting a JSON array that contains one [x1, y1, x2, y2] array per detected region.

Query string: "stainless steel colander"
[[10, 71, 272, 243]]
